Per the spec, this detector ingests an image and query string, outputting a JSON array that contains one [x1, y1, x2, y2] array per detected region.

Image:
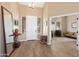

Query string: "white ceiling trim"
[[50, 12, 79, 19]]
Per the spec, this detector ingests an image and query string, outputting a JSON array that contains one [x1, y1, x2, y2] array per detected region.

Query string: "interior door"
[[26, 16, 38, 40]]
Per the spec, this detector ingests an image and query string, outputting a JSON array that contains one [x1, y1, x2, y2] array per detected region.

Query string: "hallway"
[[11, 38, 79, 57]]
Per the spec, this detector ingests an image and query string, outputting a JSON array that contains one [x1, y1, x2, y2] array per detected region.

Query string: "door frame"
[[48, 12, 79, 50]]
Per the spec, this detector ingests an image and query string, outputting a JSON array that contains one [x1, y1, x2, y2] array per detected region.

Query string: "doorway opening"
[[48, 13, 79, 55]]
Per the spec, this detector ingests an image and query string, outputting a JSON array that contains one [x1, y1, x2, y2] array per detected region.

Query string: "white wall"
[[67, 15, 77, 32], [62, 16, 67, 33]]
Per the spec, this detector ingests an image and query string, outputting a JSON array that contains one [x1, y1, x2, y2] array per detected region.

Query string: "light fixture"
[[28, 2, 35, 8]]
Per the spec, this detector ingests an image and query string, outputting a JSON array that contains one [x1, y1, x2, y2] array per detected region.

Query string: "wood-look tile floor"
[[51, 37, 79, 57], [11, 37, 79, 57]]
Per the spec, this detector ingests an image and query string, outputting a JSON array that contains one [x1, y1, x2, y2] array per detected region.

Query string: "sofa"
[[63, 32, 77, 39]]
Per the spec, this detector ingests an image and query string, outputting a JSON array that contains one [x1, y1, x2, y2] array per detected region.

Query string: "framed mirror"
[[1, 6, 14, 56]]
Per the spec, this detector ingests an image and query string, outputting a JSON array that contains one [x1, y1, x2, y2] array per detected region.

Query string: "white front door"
[[26, 16, 38, 40]]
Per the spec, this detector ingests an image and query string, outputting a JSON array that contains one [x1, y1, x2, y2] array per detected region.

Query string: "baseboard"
[[47, 42, 51, 45], [18, 39, 40, 42], [18, 40, 27, 42]]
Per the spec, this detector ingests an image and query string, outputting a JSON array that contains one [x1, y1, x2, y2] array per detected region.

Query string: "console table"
[[40, 35, 47, 45]]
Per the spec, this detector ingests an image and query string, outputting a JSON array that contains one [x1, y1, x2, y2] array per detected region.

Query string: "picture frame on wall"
[[72, 22, 77, 28]]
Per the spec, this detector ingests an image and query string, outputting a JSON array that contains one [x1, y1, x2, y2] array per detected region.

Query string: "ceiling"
[[19, 2, 45, 8]]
